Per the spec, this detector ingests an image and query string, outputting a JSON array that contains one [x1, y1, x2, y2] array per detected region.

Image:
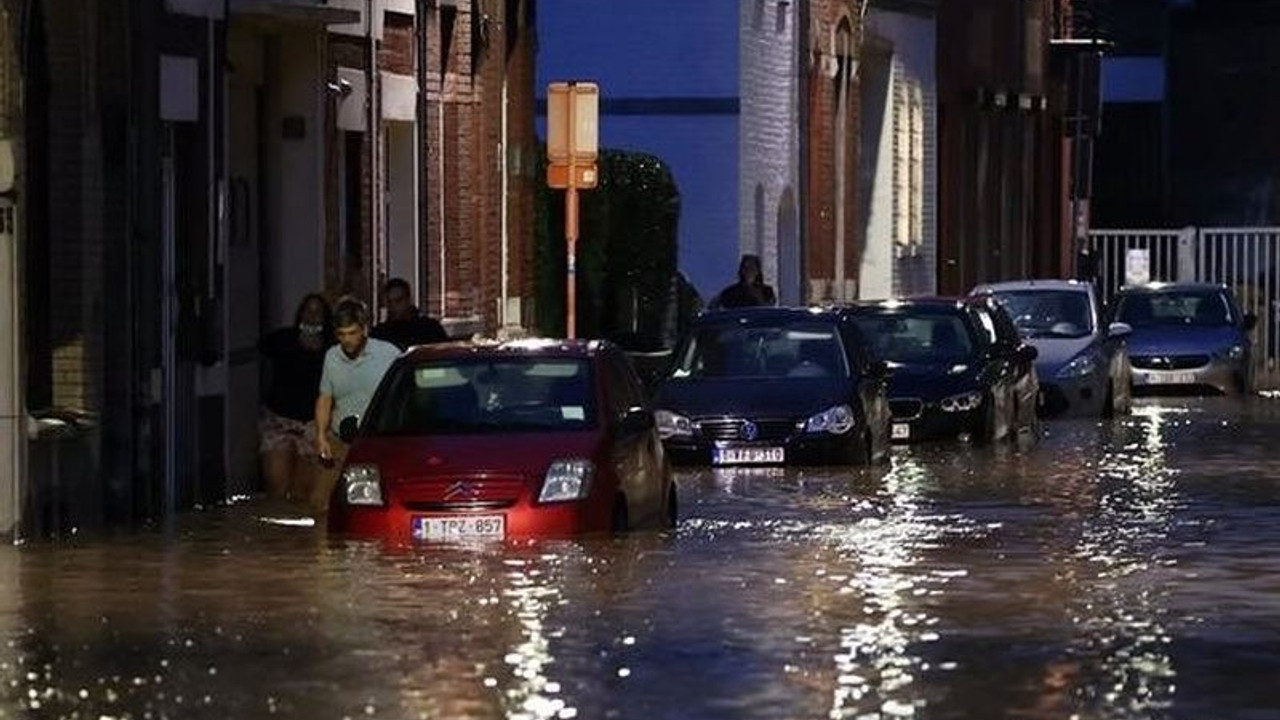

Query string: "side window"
[[990, 305, 1022, 345], [969, 307, 998, 347], [604, 353, 644, 415], [839, 322, 873, 373]]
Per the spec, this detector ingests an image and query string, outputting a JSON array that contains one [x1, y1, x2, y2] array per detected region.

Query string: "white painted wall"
[[860, 8, 937, 300], [739, 0, 801, 304], [268, 30, 326, 328]]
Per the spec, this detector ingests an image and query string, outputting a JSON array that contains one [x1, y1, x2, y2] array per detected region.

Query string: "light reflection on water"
[[2, 398, 1280, 718]]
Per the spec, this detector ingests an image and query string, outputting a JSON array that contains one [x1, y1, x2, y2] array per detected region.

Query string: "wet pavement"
[[4, 397, 1280, 719]]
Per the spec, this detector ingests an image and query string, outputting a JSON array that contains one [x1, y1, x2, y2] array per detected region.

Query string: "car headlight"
[[940, 391, 984, 413], [539, 459, 595, 503], [1221, 345, 1245, 361], [1057, 354, 1098, 379], [341, 464, 384, 506], [804, 404, 856, 435], [654, 410, 693, 440]]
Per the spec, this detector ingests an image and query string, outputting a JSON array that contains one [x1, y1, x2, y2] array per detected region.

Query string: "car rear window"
[[364, 357, 597, 435], [1116, 290, 1233, 327], [852, 312, 979, 364], [672, 321, 849, 379]]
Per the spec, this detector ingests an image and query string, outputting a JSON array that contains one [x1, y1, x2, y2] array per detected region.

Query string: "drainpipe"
[[834, 30, 849, 302], [797, 0, 810, 303], [1, 190, 21, 541], [437, 77, 446, 318], [367, 0, 381, 314], [500, 57, 509, 326]]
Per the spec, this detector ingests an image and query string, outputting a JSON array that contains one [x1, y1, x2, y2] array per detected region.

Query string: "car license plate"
[[713, 446, 785, 465], [1166, 371, 1196, 385], [412, 515, 505, 541], [891, 423, 911, 440]]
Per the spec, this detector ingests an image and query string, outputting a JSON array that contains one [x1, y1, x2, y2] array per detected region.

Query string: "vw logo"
[[741, 421, 759, 441], [443, 481, 480, 502]]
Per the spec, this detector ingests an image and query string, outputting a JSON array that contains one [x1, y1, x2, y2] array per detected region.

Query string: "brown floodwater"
[[3, 397, 1280, 719]]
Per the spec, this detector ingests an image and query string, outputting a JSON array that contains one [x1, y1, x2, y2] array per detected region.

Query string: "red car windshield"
[[364, 357, 597, 435]]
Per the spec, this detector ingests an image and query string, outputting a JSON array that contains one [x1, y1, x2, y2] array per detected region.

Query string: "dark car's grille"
[[1130, 354, 1211, 370], [889, 398, 924, 420], [695, 418, 799, 441]]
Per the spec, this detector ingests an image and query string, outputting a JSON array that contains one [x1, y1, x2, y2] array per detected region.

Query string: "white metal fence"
[[1089, 227, 1280, 390]]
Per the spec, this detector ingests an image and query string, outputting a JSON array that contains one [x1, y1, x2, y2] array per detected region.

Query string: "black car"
[[846, 298, 1040, 444], [652, 307, 892, 466]]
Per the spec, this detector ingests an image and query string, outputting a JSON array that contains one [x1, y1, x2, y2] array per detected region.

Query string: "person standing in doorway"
[[714, 254, 777, 309], [313, 298, 401, 513], [257, 294, 333, 501], [372, 277, 449, 350]]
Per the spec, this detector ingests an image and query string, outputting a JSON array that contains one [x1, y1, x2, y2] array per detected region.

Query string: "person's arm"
[[315, 353, 336, 460], [315, 394, 334, 460]]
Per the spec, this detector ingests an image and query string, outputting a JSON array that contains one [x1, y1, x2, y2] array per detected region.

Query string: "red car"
[[328, 338, 676, 542]]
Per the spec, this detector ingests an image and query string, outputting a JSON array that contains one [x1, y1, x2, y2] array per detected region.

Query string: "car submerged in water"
[[652, 307, 892, 467], [1110, 282, 1257, 395], [971, 279, 1133, 417], [847, 298, 1040, 444], [328, 339, 676, 542]]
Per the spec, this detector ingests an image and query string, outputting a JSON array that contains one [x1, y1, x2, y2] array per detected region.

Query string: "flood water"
[[4, 397, 1280, 719]]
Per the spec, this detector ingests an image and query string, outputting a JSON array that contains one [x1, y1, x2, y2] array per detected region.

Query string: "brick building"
[[935, 0, 1075, 294], [0, 0, 538, 537]]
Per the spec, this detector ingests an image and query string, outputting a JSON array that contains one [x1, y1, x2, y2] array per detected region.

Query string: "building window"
[[892, 69, 924, 249]]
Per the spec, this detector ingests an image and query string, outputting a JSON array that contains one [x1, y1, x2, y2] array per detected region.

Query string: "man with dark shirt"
[[371, 278, 449, 350]]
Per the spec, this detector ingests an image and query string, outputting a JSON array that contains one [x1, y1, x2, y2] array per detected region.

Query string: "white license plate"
[[891, 423, 911, 440], [412, 515, 505, 541], [713, 446, 785, 466], [1165, 371, 1197, 385]]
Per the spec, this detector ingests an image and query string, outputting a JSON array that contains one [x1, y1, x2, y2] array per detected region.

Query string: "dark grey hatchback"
[[651, 307, 892, 466]]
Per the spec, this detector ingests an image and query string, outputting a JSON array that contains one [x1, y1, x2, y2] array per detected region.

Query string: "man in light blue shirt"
[[312, 298, 399, 511]]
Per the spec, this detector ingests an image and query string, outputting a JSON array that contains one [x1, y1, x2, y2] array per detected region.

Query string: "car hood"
[[1028, 335, 1096, 374], [885, 363, 983, 399], [1126, 325, 1242, 356], [347, 432, 604, 482], [654, 377, 852, 419]]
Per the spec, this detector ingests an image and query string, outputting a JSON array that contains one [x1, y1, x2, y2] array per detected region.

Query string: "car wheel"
[[612, 497, 630, 534]]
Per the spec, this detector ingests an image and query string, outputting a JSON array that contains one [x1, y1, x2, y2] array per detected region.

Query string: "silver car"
[[970, 280, 1133, 418]]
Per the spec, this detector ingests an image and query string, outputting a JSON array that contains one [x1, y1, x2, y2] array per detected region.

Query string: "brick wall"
[[805, 0, 863, 302], [422, 0, 536, 332]]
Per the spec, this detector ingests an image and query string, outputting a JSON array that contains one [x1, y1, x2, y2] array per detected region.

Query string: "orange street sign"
[[546, 81, 599, 166], [547, 163, 599, 190]]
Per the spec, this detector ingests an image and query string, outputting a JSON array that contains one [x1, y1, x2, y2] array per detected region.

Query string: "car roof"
[[1116, 281, 1229, 294], [694, 305, 848, 323], [972, 279, 1093, 293], [399, 337, 606, 362], [844, 297, 968, 312]]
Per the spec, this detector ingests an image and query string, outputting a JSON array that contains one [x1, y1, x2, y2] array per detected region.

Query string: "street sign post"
[[546, 81, 599, 339]]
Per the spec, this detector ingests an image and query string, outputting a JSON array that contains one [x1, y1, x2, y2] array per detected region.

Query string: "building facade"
[[0, 0, 538, 538]]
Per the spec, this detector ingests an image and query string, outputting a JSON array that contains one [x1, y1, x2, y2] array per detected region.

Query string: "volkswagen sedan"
[[652, 307, 892, 466]]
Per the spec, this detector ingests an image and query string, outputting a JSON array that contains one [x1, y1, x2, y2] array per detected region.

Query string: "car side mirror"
[[1243, 313, 1258, 332], [1017, 345, 1038, 362], [619, 407, 656, 435], [338, 416, 359, 444], [1107, 322, 1133, 339]]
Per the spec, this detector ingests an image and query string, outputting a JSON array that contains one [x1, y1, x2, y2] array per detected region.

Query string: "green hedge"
[[534, 146, 682, 346]]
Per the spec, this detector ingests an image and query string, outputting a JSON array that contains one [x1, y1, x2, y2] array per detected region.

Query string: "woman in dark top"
[[258, 294, 333, 499], [714, 253, 777, 309]]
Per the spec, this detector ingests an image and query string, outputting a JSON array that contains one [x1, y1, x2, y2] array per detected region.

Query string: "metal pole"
[[566, 186, 578, 339]]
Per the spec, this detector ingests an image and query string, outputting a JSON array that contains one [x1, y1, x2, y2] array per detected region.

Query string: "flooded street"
[[5, 398, 1280, 719]]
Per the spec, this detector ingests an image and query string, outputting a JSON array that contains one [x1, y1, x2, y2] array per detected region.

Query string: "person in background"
[[257, 293, 333, 501], [372, 277, 449, 350], [313, 297, 402, 513], [714, 254, 777, 309]]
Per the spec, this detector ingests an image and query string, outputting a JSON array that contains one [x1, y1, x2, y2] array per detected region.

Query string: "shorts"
[[259, 408, 316, 455]]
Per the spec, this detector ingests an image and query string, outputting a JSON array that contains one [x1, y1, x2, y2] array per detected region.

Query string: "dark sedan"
[[652, 308, 892, 466], [847, 298, 1040, 444]]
